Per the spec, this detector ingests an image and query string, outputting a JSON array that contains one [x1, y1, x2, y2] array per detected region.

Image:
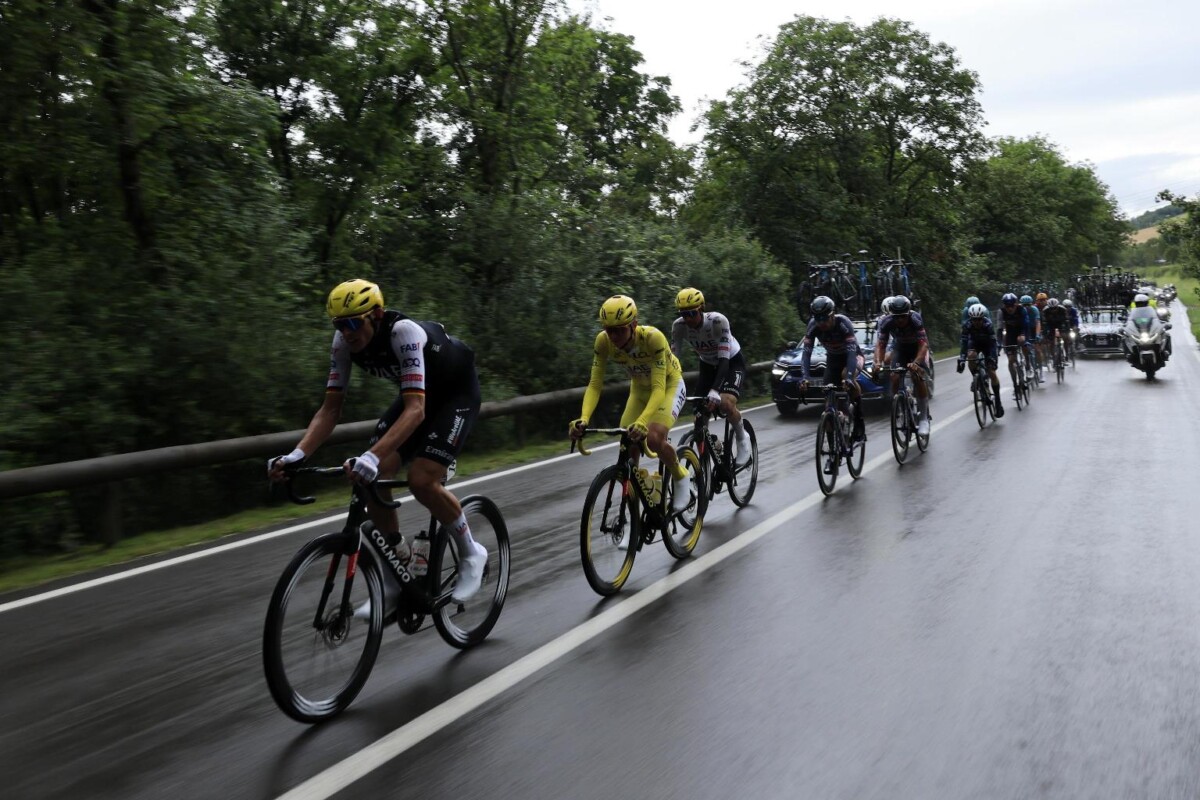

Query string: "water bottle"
[[410, 531, 430, 577], [650, 471, 663, 505]]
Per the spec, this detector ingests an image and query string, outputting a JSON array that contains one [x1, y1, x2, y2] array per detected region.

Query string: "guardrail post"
[[99, 483, 122, 548]]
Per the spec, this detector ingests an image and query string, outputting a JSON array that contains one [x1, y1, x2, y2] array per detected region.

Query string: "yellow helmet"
[[327, 279, 384, 319], [1035, 292, 1048, 302], [598, 295, 637, 326], [676, 287, 705, 311]]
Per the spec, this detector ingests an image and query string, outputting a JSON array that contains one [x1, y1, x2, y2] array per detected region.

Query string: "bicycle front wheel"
[[263, 533, 383, 724], [726, 419, 759, 506], [433, 495, 511, 649], [972, 380, 988, 428], [891, 394, 911, 464], [663, 446, 707, 558], [845, 420, 866, 479], [679, 430, 717, 502], [580, 465, 639, 595], [815, 413, 839, 496]]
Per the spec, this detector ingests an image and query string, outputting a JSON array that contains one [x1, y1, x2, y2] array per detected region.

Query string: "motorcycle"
[[1120, 307, 1172, 379]]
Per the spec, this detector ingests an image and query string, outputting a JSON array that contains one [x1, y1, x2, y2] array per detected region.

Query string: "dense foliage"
[[0, 3, 1133, 554]]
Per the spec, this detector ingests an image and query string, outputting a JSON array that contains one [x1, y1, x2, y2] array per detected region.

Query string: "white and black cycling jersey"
[[670, 312, 741, 366], [326, 310, 475, 401]]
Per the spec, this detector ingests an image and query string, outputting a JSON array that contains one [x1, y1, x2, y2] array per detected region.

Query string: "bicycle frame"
[[574, 429, 665, 526], [283, 467, 456, 617]]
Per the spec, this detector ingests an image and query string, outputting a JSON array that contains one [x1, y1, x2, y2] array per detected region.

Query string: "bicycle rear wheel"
[[815, 413, 839, 495], [726, 419, 758, 507], [433, 495, 511, 649], [663, 446, 707, 558], [890, 394, 911, 464], [263, 532, 383, 723], [580, 465, 639, 595]]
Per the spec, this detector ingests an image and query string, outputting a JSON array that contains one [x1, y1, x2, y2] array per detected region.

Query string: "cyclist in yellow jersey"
[[569, 295, 694, 515]]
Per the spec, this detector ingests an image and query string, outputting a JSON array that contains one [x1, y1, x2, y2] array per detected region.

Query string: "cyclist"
[[996, 293, 1030, 396], [670, 288, 753, 467], [1034, 292, 1051, 364], [872, 295, 931, 436], [569, 295, 693, 519], [1063, 298, 1081, 360], [874, 296, 896, 370], [957, 302, 1004, 417], [798, 296, 865, 440], [267, 278, 489, 612], [1041, 298, 1070, 366], [1020, 294, 1041, 378], [961, 295, 981, 325]]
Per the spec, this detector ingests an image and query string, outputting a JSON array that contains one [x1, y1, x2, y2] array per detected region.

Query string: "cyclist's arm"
[[800, 337, 815, 381], [709, 314, 734, 388], [579, 332, 610, 423], [294, 390, 345, 456], [959, 324, 971, 359], [669, 318, 686, 358], [295, 333, 354, 455]]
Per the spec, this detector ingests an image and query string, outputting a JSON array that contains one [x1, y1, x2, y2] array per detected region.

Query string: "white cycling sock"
[[449, 512, 476, 552]]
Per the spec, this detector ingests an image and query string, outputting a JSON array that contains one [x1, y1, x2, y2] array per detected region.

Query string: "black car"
[[770, 324, 886, 415]]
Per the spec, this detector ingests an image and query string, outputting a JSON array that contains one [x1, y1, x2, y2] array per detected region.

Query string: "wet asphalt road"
[[4, 305, 1200, 800]]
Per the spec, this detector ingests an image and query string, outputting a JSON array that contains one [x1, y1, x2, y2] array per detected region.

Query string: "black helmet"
[[810, 295, 835, 320], [1001, 292, 1018, 306], [890, 295, 912, 315]]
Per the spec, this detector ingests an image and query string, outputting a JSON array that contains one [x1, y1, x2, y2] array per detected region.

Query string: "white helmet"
[[967, 303, 989, 319], [880, 296, 895, 314], [1063, 299, 1074, 308], [1133, 293, 1150, 307]]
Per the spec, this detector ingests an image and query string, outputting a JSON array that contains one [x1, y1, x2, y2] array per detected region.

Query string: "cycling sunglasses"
[[332, 313, 371, 333], [680, 308, 702, 318]]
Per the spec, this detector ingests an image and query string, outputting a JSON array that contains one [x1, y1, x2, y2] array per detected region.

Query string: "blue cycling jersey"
[[960, 318, 998, 359]]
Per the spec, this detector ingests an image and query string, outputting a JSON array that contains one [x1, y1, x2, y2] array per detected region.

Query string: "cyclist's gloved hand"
[[956, 360, 965, 374], [627, 421, 649, 441], [346, 450, 380, 483], [268, 448, 306, 480], [798, 379, 809, 392], [705, 389, 721, 408], [568, 417, 587, 440]]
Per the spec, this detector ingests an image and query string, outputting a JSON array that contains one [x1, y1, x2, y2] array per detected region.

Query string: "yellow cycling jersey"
[[581, 325, 682, 427]]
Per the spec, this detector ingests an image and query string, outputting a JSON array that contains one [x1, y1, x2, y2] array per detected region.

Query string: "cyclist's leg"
[[643, 377, 685, 471]]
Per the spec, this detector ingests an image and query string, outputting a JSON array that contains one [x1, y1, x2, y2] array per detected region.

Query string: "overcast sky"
[[577, 0, 1200, 218]]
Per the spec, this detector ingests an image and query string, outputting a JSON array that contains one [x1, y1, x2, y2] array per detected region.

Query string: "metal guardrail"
[[0, 362, 772, 499]]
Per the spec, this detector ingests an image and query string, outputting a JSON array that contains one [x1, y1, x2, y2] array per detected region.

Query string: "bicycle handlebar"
[[571, 427, 659, 459], [280, 465, 405, 509]]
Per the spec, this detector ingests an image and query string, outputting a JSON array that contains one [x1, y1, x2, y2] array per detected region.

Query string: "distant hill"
[[1128, 205, 1183, 230], [1132, 225, 1162, 244]]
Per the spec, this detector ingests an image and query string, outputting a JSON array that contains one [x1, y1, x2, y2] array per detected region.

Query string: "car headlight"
[[771, 367, 786, 378]]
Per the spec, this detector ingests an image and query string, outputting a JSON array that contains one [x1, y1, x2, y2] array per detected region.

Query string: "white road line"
[[277, 400, 976, 800], [2, 354, 958, 613]]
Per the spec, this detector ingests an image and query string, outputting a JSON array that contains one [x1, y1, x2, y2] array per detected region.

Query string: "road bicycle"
[[966, 352, 997, 428], [573, 429, 707, 596], [1053, 332, 1067, 384], [802, 383, 865, 495], [1003, 345, 1031, 410], [262, 466, 510, 723], [879, 365, 929, 464], [678, 397, 759, 507]]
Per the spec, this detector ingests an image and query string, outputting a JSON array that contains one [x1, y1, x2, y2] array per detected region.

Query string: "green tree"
[[690, 15, 985, 273], [962, 136, 1128, 285]]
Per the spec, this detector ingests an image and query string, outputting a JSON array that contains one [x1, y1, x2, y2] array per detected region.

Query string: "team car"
[[1076, 309, 1125, 357]]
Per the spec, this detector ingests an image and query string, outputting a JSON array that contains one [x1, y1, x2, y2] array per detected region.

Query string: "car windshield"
[[1129, 307, 1157, 322]]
